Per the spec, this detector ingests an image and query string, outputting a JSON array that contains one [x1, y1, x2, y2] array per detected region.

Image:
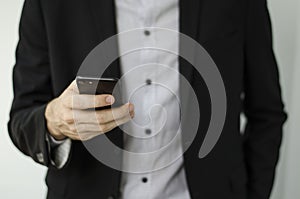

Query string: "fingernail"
[[130, 111, 135, 118], [106, 96, 114, 104], [129, 103, 134, 112]]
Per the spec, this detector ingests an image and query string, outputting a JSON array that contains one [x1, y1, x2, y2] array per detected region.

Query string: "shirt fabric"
[[116, 0, 190, 199]]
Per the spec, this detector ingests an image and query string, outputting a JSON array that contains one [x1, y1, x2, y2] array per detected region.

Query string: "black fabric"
[[8, 0, 287, 199]]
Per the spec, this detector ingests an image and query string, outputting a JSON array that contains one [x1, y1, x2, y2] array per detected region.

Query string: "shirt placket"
[[137, 0, 157, 198]]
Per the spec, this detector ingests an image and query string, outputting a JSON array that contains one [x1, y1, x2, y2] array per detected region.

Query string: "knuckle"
[[77, 124, 87, 132], [97, 114, 106, 123], [121, 105, 130, 115], [80, 136, 86, 141], [73, 95, 86, 109], [118, 119, 127, 126], [82, 135, 90, 141], [62, 96, 72, 108], [74, 98, 83, 108], [76, 125, 83, 132], [68, 124, 77, 132], [111, 109, 120, 119], [72, 135, 80, 140], [98, 125, 106, 132], [61, 113, 71, 123], [67, 117, 74, 123]]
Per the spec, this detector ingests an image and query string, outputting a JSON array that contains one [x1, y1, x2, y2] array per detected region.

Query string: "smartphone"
[[76, 76, 122, 108]]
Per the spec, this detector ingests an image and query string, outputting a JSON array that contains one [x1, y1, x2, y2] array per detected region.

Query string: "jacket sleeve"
[[243, 0, 287, 198], [8, 0, 53, 167]]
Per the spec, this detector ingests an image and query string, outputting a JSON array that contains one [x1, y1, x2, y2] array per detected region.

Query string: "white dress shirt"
[[50, 0, 191, 198], [116, 0, 190, 198]]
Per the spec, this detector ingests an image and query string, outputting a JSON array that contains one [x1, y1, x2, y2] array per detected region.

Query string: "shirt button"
[[144, 30, 151, 36], [146, 79, 152, 85], [145, 129, 151, 135], [142, 177, 148, 183]]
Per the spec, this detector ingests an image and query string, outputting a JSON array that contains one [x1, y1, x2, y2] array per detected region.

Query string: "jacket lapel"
[[88, 0, 121, 79], [180, 0, 202, 40], [87, 1, 122, 197], [179, 0, 202, 82], [179, 0, 203, 160], [88, 0, 118, 42]]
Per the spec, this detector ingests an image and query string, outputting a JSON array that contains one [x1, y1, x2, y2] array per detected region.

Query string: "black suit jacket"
[[8, 0, 287, 199]]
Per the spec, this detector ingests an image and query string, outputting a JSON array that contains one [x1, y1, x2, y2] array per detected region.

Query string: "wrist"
[[48, 129, 66, 140], [45, 100, 66, 141]]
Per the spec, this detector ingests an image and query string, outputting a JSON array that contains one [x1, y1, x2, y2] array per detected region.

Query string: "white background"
[[0, 0, 299, 198]]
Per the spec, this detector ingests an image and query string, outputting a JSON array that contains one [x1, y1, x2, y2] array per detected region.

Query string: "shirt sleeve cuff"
[[48, 134, 67, 146], [45, 133, 72, 169], [51, 138, 72, 169]]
